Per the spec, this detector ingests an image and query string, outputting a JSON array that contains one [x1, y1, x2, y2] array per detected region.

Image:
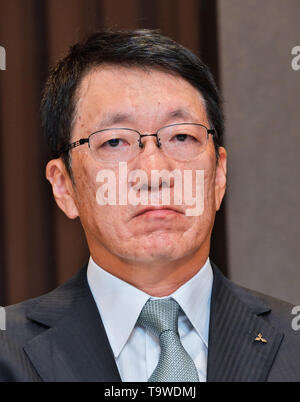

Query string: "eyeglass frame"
[[59, 122, 217, 161]]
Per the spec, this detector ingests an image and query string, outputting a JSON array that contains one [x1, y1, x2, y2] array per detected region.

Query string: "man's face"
[[49, 66, 226, 269]]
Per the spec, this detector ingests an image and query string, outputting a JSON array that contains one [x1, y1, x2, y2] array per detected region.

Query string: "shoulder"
[[0, 297, 45, 382], [210, 263, 300, 381], [3, 265, 88, 330], [211, 262, 299, 340], [1, 297, 45, 344], [241, 287, 300, 354], [0, 267, 88, 381]]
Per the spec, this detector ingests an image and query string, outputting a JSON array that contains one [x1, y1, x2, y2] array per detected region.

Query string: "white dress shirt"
[[87, 257, 213, 382]]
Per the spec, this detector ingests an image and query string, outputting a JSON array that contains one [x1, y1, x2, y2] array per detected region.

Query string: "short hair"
[[41, 29, 224, 172]]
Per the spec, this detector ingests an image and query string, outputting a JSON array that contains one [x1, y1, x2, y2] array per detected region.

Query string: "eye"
[[173, 134, 197, 142], [175, 134, 187, 142], [108, 138, 121, 147], [102, 138, 125, 148]]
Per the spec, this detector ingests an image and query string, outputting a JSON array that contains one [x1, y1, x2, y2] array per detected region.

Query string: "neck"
[[90, 243, 210, 297]]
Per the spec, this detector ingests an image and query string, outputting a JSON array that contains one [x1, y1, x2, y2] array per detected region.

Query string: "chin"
[[127, 249, 181, 264], [127, 236, 191, 263]]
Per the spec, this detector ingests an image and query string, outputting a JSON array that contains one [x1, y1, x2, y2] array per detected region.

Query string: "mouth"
[[133, 206, 184, 219]]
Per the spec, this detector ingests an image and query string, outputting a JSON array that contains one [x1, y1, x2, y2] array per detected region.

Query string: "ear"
[[46, 158, 79, 219], [214, 146, 227, 211]]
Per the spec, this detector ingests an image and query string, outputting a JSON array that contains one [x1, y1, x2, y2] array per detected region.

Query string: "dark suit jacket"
[[0, 263, 299, 382]]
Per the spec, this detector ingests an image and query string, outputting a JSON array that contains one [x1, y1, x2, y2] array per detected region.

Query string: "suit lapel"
[[23, 267, 121, 382], [207, 264, 284, 382]]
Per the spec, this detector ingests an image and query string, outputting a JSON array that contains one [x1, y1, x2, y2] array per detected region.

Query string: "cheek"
[[71, 157, 102, 219], [190, 155, 216, 203], [204, 166, 217, 201], [75, 170, 95, 203], [186, 159, 217, 227], [72, 162, 129, 236]]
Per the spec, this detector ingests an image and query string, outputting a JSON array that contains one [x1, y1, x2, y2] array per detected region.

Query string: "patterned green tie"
[[137, 298, 199, 382]]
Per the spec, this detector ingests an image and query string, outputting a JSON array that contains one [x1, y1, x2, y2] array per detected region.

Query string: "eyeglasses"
[[60, 123, 216, 165]]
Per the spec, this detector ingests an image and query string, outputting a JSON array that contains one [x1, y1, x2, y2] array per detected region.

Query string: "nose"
[[139, 133, 161, 148], [137, 134, 171, 167], [131, 135, 175, 192]]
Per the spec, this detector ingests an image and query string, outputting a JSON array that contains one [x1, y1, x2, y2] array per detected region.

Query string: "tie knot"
[[137, 298, 179, 337]]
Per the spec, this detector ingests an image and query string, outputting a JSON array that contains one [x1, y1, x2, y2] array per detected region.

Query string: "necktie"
[[137, 298, 199, 382]]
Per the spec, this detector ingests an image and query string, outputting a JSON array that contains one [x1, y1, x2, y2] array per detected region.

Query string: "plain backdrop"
[[0, 0, 299, 305]]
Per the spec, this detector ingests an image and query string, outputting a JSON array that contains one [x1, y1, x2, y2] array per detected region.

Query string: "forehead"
[[73, 65, 208, 133]]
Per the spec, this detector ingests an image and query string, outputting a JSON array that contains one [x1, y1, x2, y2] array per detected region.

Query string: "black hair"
[[41, 29, 224, 173]]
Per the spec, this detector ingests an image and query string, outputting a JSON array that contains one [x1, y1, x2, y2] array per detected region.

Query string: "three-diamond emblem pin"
[[254, 333, 267, 343]]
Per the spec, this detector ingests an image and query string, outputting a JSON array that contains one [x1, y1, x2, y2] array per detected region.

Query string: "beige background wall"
[[218, 0, 300, 304]]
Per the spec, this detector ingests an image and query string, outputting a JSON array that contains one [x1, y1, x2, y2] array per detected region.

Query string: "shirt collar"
[[87, 257, 213, 358], [171, 258, 213, 347]]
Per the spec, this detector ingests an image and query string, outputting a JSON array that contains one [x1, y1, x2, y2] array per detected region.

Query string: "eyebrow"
[[99, 112, 133, 128], [167, 108, 196, 122], [94, 108, 198, 131]]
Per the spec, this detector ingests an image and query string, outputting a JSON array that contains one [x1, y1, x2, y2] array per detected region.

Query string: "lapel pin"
[[254, 333, 267, 343]]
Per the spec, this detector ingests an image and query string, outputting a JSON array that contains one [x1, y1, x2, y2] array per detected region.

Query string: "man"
[[0, 30, 299, 382]]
